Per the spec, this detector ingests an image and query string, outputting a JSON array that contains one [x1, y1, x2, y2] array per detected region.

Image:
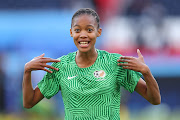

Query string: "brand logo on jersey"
[[94, 70, 106, 78], [68, 76, 77, 79]]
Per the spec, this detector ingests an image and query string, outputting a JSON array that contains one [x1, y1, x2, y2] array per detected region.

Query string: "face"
[[70, 15, 102, 53]]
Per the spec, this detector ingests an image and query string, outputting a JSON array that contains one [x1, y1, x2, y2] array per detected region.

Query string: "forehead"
[[72, 14, 97, 27]]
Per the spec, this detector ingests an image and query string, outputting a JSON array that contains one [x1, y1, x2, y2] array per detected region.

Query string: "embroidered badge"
[[94, 70, 106, 78]]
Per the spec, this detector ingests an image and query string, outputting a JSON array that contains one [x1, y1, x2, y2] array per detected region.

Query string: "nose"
[[80, 31, 88, 39]]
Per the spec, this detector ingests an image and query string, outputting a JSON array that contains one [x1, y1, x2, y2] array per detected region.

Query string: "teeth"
[[80, 42, 88, 44]]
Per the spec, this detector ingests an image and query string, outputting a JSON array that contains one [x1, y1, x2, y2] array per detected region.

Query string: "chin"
[[78, 48, 89, 53], [78, 47, 92, 53]]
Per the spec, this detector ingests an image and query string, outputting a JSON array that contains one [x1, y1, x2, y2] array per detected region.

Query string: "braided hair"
[[71, 8, 100, 28]]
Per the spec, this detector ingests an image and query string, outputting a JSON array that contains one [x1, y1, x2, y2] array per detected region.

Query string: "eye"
[[74, 29, 80, 32], [87, 28, 93, 32]]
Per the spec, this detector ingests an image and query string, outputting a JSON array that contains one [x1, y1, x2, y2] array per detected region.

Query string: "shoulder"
[[51, 51, 76, 67], [60, 52, 75, 63], [98, 49, 123, 61]]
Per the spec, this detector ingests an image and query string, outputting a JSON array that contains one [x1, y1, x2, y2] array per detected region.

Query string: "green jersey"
[[38, 49, 141, 120]]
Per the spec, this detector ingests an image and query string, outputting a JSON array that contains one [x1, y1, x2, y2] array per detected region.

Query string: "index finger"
[[119, 56, 133, 60], [41, 58, 61, 63]]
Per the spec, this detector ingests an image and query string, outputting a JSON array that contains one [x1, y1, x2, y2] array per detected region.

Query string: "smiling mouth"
[[78, 41, 90, 45], [78, 41, 90, 48]]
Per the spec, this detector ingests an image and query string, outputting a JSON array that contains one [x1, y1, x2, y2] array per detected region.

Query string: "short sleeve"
[[37, 62, 61, 99], [117, 68, 142, 93], [112, 53, 142, 93]]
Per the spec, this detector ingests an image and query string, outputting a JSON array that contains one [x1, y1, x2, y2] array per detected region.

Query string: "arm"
[[135, 70, 161, 105], [23, 53, 60, 108], [23, 71, 44, 108], [117, 49, 161, 105]]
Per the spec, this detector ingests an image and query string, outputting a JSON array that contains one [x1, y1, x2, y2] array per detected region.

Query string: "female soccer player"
[[23, 8, 161, 120]]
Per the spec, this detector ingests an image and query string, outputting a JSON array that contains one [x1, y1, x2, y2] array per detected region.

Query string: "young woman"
[[23, 8, 161, 120]]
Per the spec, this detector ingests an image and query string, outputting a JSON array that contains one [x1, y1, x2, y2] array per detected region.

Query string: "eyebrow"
[[73, 24, 95, 28]]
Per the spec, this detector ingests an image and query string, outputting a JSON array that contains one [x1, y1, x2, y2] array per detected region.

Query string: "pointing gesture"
[[25, 53, 61, 73], [117, 49, 149, 74]]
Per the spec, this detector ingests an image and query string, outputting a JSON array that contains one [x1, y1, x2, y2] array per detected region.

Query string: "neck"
[[77, 49, 97, 59], [75, 48, 98, 68]]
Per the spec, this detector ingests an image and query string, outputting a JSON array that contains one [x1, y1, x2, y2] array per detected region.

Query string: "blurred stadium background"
[[0, 0, 180, 120]]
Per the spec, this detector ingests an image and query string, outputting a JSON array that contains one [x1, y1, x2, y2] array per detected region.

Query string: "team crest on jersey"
[[94, 70, 106, 78]]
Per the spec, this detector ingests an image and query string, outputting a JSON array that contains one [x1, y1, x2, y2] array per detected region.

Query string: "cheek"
[[73, 34, 79, 40], [73, 35, 79, 45], [89, 33, 97, 39]]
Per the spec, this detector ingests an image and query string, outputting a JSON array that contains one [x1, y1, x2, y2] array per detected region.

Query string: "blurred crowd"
[[0, 0, 180, 120]]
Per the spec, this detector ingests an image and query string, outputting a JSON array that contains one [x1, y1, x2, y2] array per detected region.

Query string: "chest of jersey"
[[59, 62, 120, 97], [54, 51, 122, 119]]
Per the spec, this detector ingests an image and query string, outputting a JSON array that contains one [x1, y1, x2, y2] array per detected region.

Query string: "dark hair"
[[71, 8, 100, 28]]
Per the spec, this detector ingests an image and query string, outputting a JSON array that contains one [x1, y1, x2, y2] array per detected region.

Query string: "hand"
[[117, 49, 149, 74], [24, 53, 60, 73]]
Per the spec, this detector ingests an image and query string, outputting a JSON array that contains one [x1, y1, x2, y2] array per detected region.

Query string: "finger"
[[34, 53, 45, 59], [41, 64, 59, 71], [137, 49, 143, 58], [38, 53, 45, 58], [122, 66, 133, 70], [118, 63, 130, 66], [117, 59, 131, 63], [41, 58, 61, 63], [41, 68, 53, 73], [119, 56, 134, 60]]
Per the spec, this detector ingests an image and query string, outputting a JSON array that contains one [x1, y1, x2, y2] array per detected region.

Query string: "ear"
[[97, 28, 102, 37], [70, 28, 73, 37]]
